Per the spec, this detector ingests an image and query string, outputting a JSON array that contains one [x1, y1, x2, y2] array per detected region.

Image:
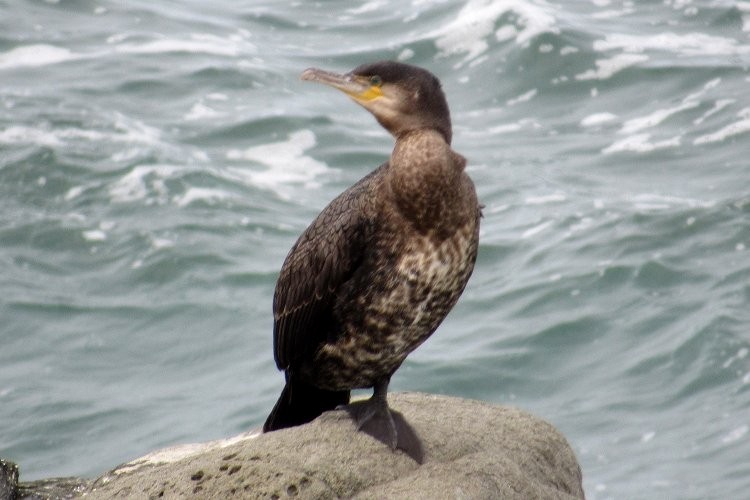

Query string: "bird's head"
[[300, 61, 452, 144]]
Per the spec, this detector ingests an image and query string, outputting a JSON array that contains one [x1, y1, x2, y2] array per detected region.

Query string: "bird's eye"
[[370, 75, 382, 87]]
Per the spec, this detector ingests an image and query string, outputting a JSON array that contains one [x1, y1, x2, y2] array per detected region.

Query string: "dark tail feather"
[[263, 377, 350, 432]]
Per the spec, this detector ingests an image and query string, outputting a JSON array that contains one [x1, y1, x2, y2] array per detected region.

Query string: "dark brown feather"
[[264, 61, 480, 433]]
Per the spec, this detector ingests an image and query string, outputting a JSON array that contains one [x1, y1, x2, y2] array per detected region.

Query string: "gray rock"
[[1, 459, 19, 500], [1, 458, 90, 500], [83, 392, 584, 499]]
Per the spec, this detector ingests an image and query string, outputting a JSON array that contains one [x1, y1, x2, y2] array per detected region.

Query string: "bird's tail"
[[263, 376, 350, 432]]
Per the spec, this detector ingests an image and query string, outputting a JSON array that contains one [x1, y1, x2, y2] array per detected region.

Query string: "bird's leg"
[[344, 377, 424, 462], [347, 377, 397, 450]]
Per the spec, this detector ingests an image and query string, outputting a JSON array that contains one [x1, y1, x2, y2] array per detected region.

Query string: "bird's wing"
[[272, 175, 375, 370]]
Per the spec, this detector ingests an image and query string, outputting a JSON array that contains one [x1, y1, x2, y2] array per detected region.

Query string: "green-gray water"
[[1, 1, 749, 498]]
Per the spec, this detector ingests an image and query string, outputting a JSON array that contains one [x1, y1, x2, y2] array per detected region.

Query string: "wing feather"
[[272, 169, 381, 370]]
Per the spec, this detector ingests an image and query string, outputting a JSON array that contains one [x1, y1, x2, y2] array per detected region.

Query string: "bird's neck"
[[387, 129, 466, 235], [394, 125, 452, 145]]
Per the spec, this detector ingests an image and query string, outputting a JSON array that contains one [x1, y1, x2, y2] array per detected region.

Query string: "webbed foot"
[[344, 379, 424, 463]]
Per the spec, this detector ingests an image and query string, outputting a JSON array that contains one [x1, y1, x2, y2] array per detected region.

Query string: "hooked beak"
[[300, 67, 383, 102]]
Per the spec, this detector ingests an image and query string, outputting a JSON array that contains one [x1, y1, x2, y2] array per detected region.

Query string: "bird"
[[262, 60, 481, 453]]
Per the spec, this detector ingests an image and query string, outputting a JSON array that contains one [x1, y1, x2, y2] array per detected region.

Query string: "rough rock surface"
[[1, 459, 19, 500], [2, 393, 584, 499], [82, 392, 584, 499]]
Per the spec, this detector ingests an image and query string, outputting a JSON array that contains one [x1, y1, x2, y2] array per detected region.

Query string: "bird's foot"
[[346, 396, 397, 450], [344, 397, 424, 463]]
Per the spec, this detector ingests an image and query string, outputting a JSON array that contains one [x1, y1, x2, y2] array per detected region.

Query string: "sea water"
[[1, 1, 749, 498]]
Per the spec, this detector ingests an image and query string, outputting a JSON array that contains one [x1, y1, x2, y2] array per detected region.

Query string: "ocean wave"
[[0, 113, 163, 150], [431, 0, 560, 66], [575, 53, 648, 81], [693, 107, 750, 145], [593, 32, 750, 58], [174, 187, 235, 208], [602, 133, 682, 154], [112, 32, 257, 57], [103, 129, 334, 206], [0, 30, 257, 74], [0, 44, 78, 70], [108, 164, 181, 204], [580, 112, 618, 127], [225, 129, 334, 201]]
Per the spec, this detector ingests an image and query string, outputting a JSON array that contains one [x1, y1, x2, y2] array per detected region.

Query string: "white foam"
[[521, 220, 554, 239], [602, 133, 681, 154], [106, 33, 129, 44], [184, 102, 220, 121], [151, 237, 174, 249], [693, 99, 735, 126], [694, 108, 750, 144], [740, 2, 750, 32], [487, 203, 510, 214], [525, 192, 567, 204], [487, 123, 522, 134], [593, 32, 750, 57], [61, 128, 110, 141], [397, 48, 415, 61], [683, 77, 721, 103], [111, 148, 142, 163], [226, 130, 332, 200], [432, 0, 559, 66], [0, 125, 63, 146], [576, 53, 648, 80], [64, 186, 86, 201], [591, 8, 634, 19], [620, 100, 700, 134], [722, 347, 749, 368], [0, 115, 162, 152], [627, 193, 716, 211], [568, 217, 593, 233], [721, 425, 748, 444], [560, 46, 579, 56], [347, 0, 386, 14], [580, 112, 617, 127], [115, 33, 256, 57], [174, 187, 233, 207], [111, 113, 163, 145], [82, 230, 107, 242], [111, 32, 256, 61], [486, 119, 540, 135], [495, 25, 518, 43], [0, 44, 76, 70], [506, 88, 538, 106], [109, 165, 179, 203]]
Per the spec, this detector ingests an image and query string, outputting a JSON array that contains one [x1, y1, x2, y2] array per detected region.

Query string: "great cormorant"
[[263, 61, 480, 453]]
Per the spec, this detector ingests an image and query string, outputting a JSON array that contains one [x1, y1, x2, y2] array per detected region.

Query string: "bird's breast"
[[309, 219, 478, 390]]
